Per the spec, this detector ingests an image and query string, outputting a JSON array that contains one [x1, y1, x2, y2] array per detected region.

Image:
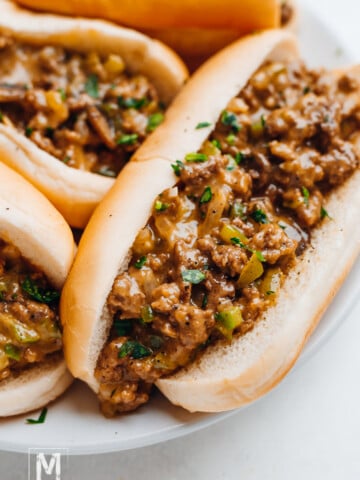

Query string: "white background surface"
[[1, 0, 360, 477]]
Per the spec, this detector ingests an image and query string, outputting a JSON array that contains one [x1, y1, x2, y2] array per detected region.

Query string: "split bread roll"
[[0, 1, 188, 228], [13, 0, 297, 66], [61, 29, 360, 414], [0, 162, 75, 416]]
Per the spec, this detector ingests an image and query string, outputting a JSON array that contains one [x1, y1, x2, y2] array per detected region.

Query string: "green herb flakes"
[[25, 127, 33, 137], [118, 341, 152, 359], [147, 112, 164, 132], [171, 160, 184, 176], [118, 96, 147, 109], [22, 277, 59, 304], [155, 200, 169, 212], [117, 133, 138, 145], [200, 186, 212, 204], [250, 209, 268, 224], [221, 110, 241, 133], [85, 74, 99, 98], [181, 270, 206, 284], [26, 407, 48, 424], [302, 186, 310, 206], [185, 153, 208, 163], [134, 256, 147, 269], [196, 121, 212, 129], [320, 206, 331, 220], [114, 319, 133, 337]]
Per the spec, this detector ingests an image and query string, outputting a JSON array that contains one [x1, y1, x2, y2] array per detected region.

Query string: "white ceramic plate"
[[0, 5, 358, 455]]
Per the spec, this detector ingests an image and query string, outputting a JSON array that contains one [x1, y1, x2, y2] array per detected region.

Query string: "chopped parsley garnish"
[[185, 152, 208, 163], [255, 251, 266, 262], [230, 237, 265, 262], [200, 186, 212, 204], [147, 112, 164, 132], [0, 111, 3, 122], [235, 152, 244, 164], [117, 133, 138, 145], [201, 294, 208, 309], [303, 86, 311, 94], [4, 344, 20, 361], [134, 256, 147, 269], [196, 121, 212, 129], [26, 407, 48, 424], [118, 341, 152, 359], [114, 319, 133, 337], [302, 186, 310, 206], [266, 290, 275, 296], [171, 160, 184, 176], [45, 127, 54, 137], [261, 114, 267, 128], [221, 110, 241, 133], [117, 96, 147, 109], [155, 200, 169, 211], [251, 209, 269, 224], [63, 155, 71, 164], [85, 74, 99, 98], [211, 139, 221, 150], [97, 166, 117, 177], [182, 270, 206, 284], [25, 127, 33, 137], [22, 277, 59, 304], [320, 206, 331, 220], [58, 88, 66, 101], [226, 134, 236, 145]]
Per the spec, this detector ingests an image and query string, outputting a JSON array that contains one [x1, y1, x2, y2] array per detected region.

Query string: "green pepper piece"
[[4, 344, 21, 361], [258, 268, 283, 301], [12, 319, 40, 344], [237, 253, 264, 289], [220, 224, 249, 245], [141, 305, 154, 323], [215, 306, 243, 340]]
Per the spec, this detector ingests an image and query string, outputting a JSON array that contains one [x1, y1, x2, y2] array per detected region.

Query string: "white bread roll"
[[0, 0, 188, 228], [0, 162, 75, 416]]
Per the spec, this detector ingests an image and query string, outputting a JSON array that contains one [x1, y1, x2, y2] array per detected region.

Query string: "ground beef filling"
[[0, 36, 164, 177], [0, 240, 62, 381], [96, 60, 360, 416]]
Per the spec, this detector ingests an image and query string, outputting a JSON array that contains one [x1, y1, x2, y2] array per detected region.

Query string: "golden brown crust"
[[0, 0, 188, 228], [0, 162, 75, 416], [14, 0, 280, 31], [141, 1, 298, 69]]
